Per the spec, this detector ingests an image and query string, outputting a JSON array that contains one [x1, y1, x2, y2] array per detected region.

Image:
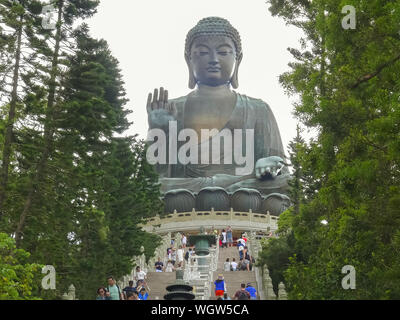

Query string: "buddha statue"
[[146, 17, 291, 214]]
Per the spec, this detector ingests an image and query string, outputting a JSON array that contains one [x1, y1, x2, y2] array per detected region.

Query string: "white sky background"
[[86, 0, 312, 157]]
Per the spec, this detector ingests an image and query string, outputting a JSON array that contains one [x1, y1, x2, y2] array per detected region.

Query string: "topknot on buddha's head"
[[185, 17, 242, 59]]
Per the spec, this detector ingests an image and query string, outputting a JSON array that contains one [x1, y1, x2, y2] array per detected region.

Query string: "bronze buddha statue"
[[146, 17, 290, 214]]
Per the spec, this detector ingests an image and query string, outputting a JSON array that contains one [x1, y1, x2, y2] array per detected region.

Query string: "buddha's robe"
[[148, 91, 290, 195]]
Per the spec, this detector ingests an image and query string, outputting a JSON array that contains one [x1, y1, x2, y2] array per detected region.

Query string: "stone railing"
[[61, 284, 76, 300], [185, 253, 213, 300], [184, 237, 219, 300], [246, 231, 288, 300], [141, 208, 279, 234], [118, 232, 172, 290], [246, 231, 266, 300]]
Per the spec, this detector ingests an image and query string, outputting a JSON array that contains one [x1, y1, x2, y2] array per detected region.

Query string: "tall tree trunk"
[[15, 0, 64, 247], [0, 14, 24, 218]]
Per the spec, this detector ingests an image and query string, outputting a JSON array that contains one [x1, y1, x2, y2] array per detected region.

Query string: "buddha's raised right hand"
[[146, 87, 177, 129]]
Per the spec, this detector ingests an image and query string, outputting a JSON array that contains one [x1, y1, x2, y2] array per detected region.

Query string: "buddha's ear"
[[231, 53, 243, 89], [185, 53, 196, 89]]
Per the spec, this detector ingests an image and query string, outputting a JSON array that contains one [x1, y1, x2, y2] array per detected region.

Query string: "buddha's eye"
[[199, 51, 209, 56], [218, 51, 228, 56]]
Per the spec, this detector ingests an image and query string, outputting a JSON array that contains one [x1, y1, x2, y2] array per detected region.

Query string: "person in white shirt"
[[177, 245, 184, 268], [182, 234, 187, 248], [221, 229, 227, 248], [231, 258, 238, 271], [165, 260, 174, 272], [135, 266, 147, 282]]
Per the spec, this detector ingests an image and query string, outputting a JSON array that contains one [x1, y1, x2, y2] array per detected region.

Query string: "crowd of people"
[[95, 230, 257, 300], [214, 229, 258, 300], [96, 268, 150, 300], [214, 275, 258, 300], [95, 234, 191, 300]]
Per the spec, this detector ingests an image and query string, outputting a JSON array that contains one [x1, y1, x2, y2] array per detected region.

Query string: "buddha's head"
[[185, 17, 243, 89]]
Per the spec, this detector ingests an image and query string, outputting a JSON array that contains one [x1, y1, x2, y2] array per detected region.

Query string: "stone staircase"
[[144, 271, 176, 300], [211, 246, 258, 299], [142, 246, 260, 300]]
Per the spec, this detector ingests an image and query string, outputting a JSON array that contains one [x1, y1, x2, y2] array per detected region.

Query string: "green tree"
[[1, 2, 163, 300], [0, 232, 42, 299], [265, 0, 400, 299]]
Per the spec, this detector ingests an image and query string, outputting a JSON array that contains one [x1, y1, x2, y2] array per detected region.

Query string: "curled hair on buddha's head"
[[185, 17, 242, 59], [185, 16, 243, 89]]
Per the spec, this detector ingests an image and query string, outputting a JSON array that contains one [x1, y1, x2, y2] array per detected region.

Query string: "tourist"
[[171, 248, 177, 266], [226, 226, 233, 247], [96, 287, 111, 300], [221, 229, 227, 248], [136, 279, 151, 295], [177, 245, 184, 268], [155, 257, 164, 272], [230, 258, 238, 271], [214, 274, 226, 299], [126, 291, 139, 300], [237, 237, 246, 247], [243, 248, 251, 271], [238, 242, 244, 260], [182, 233, 187, 248], [237, 258, 245, 271], [123, 280, 137, 299], [106, 276, 124, 300], [167, 247, 172, 261], [135, 266, 147, 282], [223, 292, 231, 300], [138, 287, 149, 300], [224, 258, 231, 271], [246, 283, 257, 300], [233, 283, 250, 300], [165, 259, 175, 272], [184, 247, 192, 263]]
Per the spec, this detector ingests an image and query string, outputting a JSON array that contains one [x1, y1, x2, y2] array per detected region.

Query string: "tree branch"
[[351, 53, 400, 89]]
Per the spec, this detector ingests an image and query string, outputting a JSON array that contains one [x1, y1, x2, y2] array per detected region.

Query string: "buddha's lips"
[[207, 67, 221, 72]]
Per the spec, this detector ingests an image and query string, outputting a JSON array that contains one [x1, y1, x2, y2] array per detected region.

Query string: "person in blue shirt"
[[245, 283, 257, 300], [138, 287, 149, 300], [214, 274, 226, 298]]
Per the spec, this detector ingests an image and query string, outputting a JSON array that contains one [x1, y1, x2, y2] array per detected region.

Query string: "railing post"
[[278, 282, 288, 300]]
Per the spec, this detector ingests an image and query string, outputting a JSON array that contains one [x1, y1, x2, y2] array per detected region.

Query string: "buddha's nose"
[[209, 52, 219, 64]]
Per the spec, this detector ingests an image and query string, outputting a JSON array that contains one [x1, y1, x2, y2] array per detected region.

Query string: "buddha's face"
[[189, 35, 237, 87]]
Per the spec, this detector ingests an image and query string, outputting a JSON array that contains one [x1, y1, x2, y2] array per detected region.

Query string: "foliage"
[[260, 0, 400, 299], [0, 232, 42, 300], [0, 1, 163, 300]]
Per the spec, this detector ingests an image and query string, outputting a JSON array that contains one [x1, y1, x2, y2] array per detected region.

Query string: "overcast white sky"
[[86, 0, 310, 156]]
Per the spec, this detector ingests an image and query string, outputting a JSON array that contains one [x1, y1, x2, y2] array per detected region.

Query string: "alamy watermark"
[[41, 265, 56, 290], [341, 265, 356, 290], [12, 0, 56, 30], [341, 5, 356, 30], [146, 121, 255, 176], [41, 4, 56, 30]]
